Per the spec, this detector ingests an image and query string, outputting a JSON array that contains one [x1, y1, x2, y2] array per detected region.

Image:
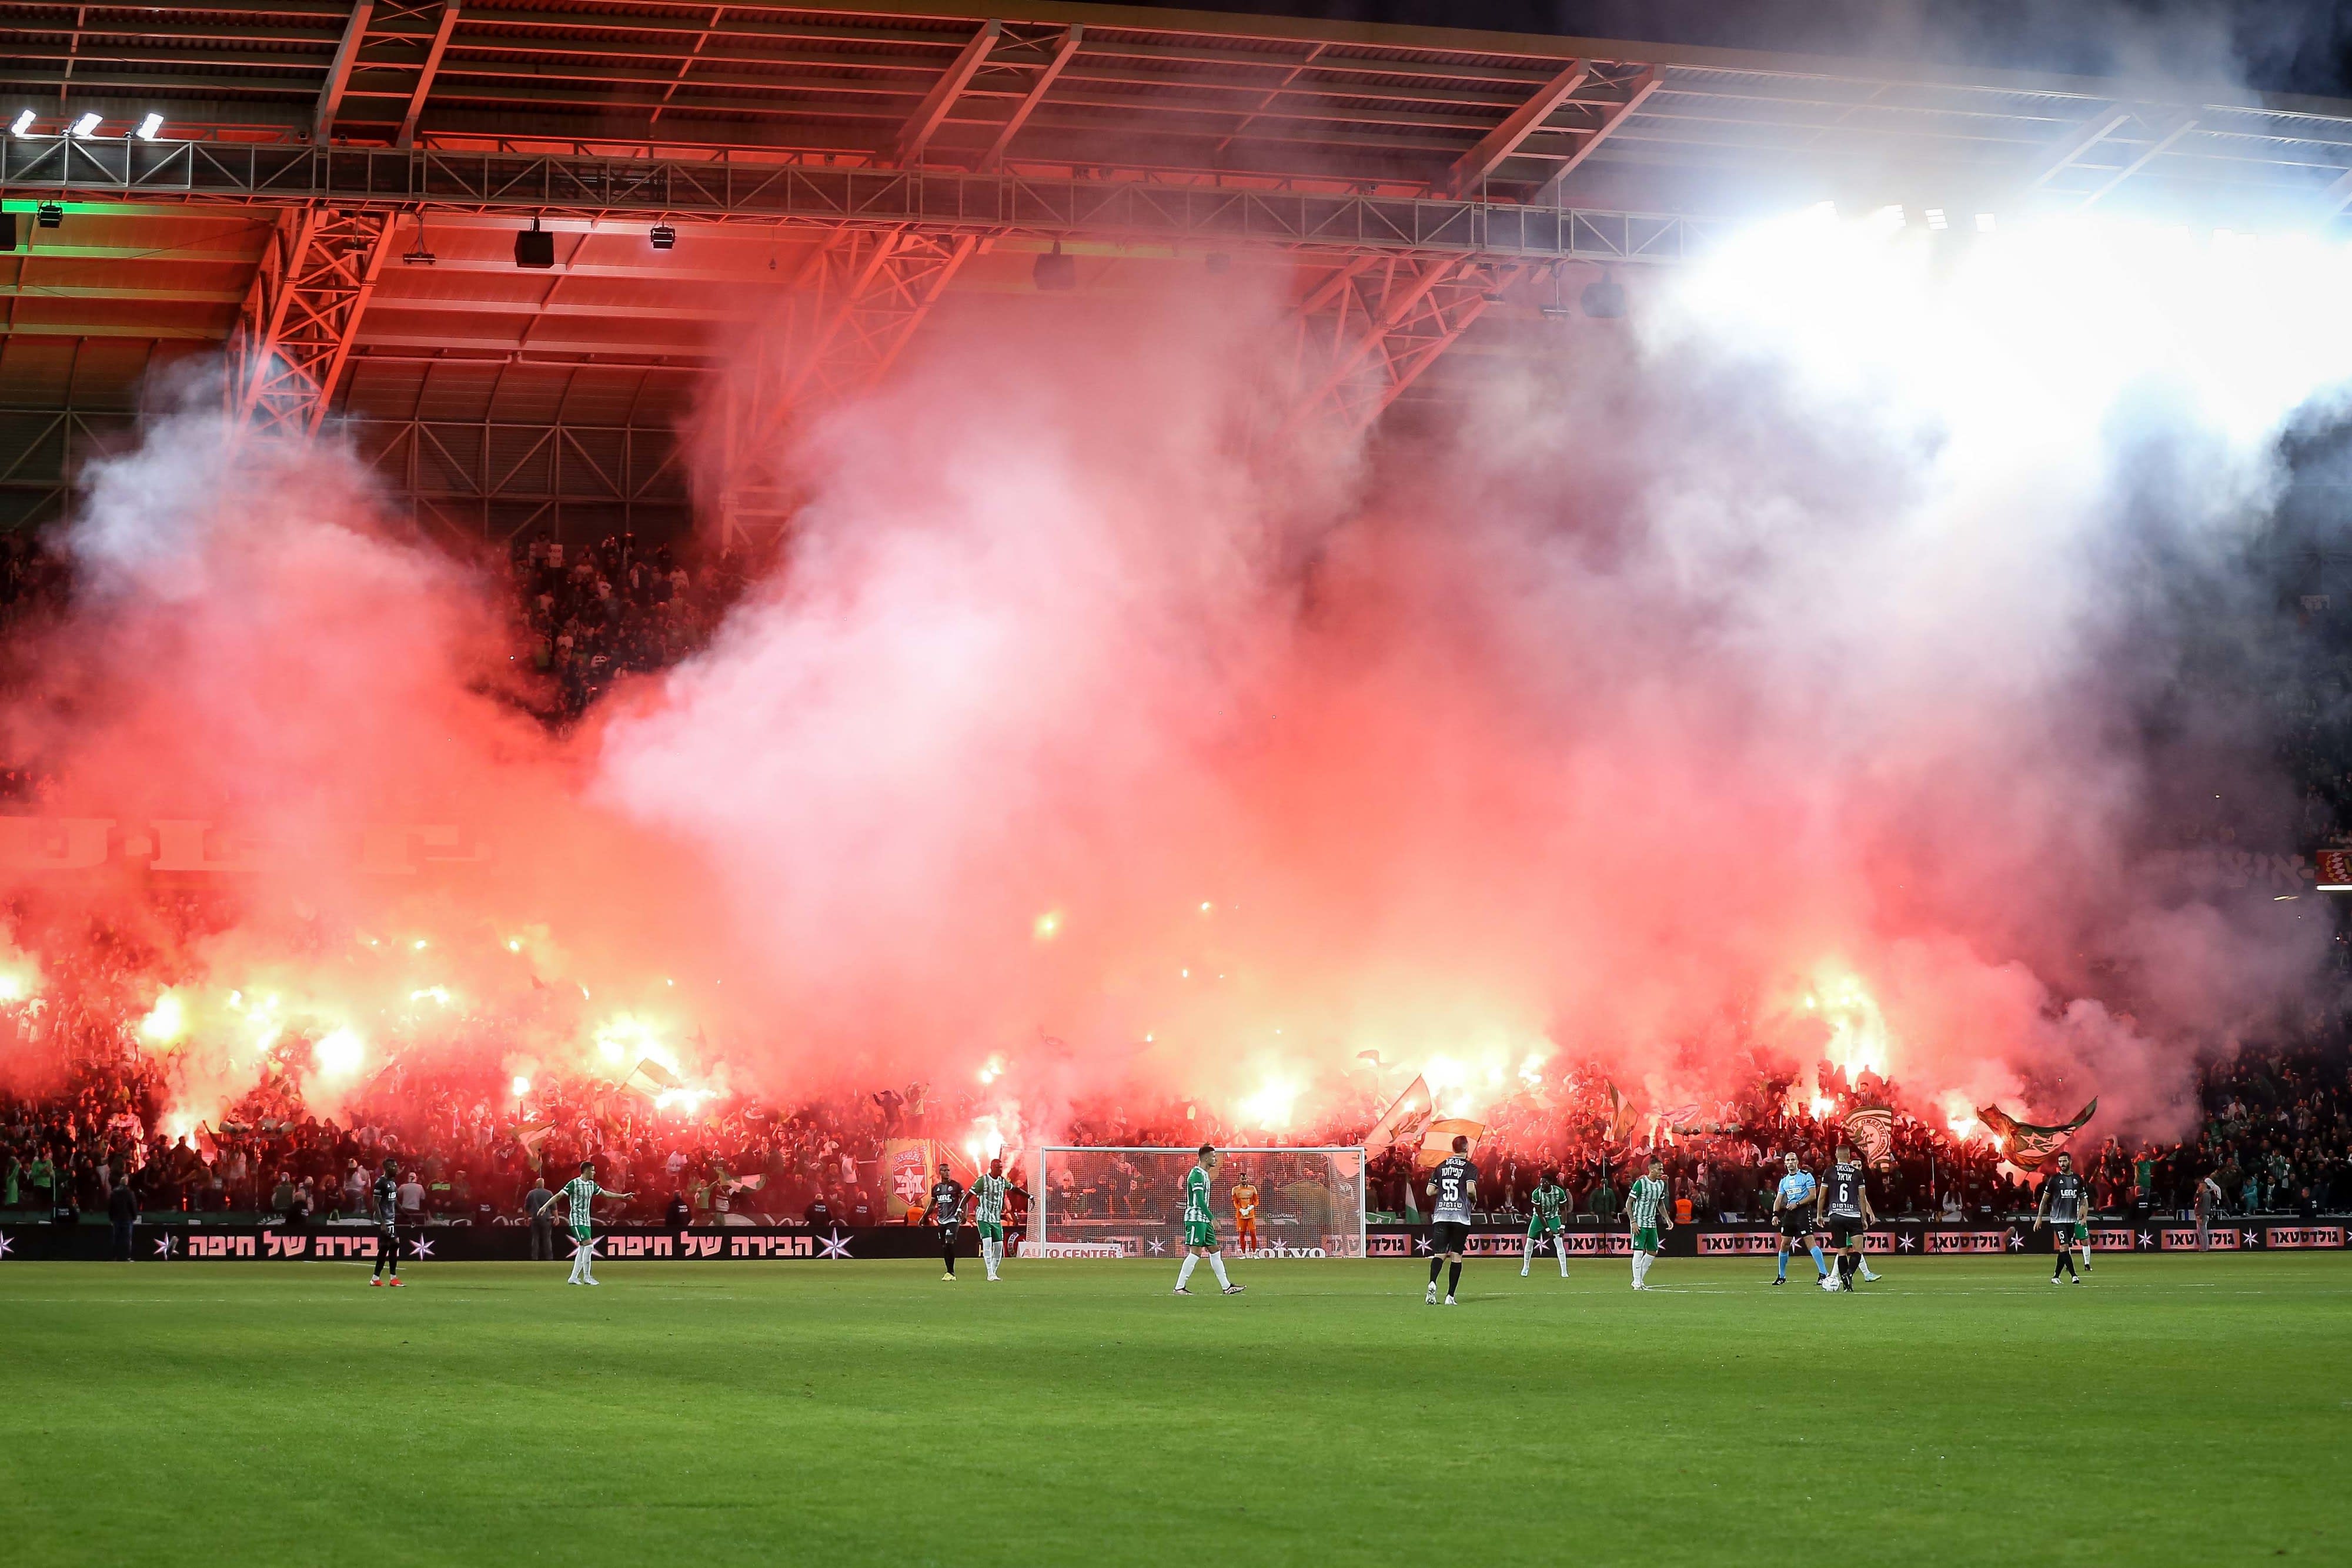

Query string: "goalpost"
[[1030, 1146, 1368, 1258]]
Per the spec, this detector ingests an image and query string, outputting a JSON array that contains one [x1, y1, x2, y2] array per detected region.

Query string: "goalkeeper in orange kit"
[[1232, 1174, 1261, 1253]]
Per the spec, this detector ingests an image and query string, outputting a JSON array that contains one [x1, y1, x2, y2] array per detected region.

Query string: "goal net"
[[1030, 1146, 1367, 1258]]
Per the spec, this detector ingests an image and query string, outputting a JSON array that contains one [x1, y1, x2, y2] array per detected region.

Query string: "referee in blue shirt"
[[1770, 1152, 1825, 1285]]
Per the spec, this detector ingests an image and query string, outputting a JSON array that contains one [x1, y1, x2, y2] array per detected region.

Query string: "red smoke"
[[1, 223, 2333, 1144]]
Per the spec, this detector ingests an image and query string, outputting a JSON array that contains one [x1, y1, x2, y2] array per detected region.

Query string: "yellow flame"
[[511, 1075, 531, 1096], [1238, 1075, 1301, 1129], [1033, 909, 1064, 941], [314, 1027, 365, 1077], [139, 991, 187, 1045], [1808, 965, 1893, 1079], [593, 1014, 673, 1071]]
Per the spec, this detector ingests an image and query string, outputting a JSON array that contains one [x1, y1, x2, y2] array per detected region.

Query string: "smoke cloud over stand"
[[4, 209, 2347, 1146]]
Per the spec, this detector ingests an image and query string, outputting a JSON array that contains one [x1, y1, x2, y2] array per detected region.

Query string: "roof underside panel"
[[4, 1, 2351, 480]]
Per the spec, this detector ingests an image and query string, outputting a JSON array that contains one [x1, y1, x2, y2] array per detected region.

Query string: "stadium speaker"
[[649, 223, 676, 251], [514, 219, 554, 270], [1033, 239, 1077, 292], [36, 201, 62, 229], [1581, 275, 1626, 319], [1, 212, 15, 252]]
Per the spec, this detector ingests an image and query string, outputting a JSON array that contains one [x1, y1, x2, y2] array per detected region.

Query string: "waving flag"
[[1843, 1107, 1896, 1170], [1976, 1098, 2097, 1172], [620, 1056, 683, 1102], [1606, 1082, 1643, 1146], [1416, 1118, 1487, 1169], [1363, 1075, 1434, 1155]]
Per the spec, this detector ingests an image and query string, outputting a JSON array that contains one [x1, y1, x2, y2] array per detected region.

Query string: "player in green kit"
[[557, 1159, 632, 1286], [971, 1158, 1011, 1282], [1625, 1157, 1672, 1289], [1172, 1144, 1243, 1296], [1520, 1168, 1571, 1278]]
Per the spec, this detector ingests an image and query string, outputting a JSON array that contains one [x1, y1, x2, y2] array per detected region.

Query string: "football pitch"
[[2, 1255, 2344, 1567]]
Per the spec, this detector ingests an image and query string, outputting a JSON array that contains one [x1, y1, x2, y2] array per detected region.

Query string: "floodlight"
[[1033, 239, 1076, 291], [36, 202, 63, 229], [649, 223, 676, 250], [69, 112, 101, 138], [1925, 208, 1949, 230], [514, 217, 553, 269], [136, 112, 163, 141], [9, 110, 32, 138], [1975, 212, 1997, 233]]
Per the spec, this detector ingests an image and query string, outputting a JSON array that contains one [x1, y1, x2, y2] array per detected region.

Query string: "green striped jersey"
[[1529, 1183, 1569, 1224], [1183, 1165, 1213, 1225], [559, 1176, 607, 1226], [1625, 1176, 1668, 1230], [971, 1174, 1010, 1223]]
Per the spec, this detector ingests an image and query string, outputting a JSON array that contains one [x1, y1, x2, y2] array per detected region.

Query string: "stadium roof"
[[5, 2, 2352, 534]]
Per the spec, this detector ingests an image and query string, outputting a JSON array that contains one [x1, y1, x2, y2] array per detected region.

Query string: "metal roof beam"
[[1439, 56, 1586, 200], [2022, 105, 2131, 190], [981, 23, 1080, 169], [315, 0, 375, 143], [366, 296, 757, 322], [887, 17, 998, 165], [2076, 112, 2196, 206], [1531, 67, 1662, 204], [352, 327, 727, 356], [396, 1, 461, 148], [0, 135, 1726, 263], [2319, 165, 2352, 217]]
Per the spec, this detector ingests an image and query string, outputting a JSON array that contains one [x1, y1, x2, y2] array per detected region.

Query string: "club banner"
[[2264, 1226, 2343, 1249], [1842, 1108, 1896, 1171], [882, 1139, 938, 1220], [2162, 1228, 2240, 1251], [0, 1224, 971, 1263], [4, 1221, 2343, 1263]]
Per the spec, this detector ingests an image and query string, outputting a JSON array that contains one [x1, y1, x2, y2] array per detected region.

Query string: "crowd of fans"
[[2, 1015, 2346, 1232], [508, 531, 747, 721]]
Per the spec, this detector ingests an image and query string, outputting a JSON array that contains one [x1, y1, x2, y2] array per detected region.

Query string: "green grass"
[[1, 1253, 2345, 1566]]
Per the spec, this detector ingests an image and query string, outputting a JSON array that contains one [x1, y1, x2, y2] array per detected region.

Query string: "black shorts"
[[1828, 1215, 1866, 1248], [1429, 1221, 1472, 1256], [1778, 1212, 1815, 1240]]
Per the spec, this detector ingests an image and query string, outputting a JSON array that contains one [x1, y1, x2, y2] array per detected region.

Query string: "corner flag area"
[[3, 1256, 2344, 1566]]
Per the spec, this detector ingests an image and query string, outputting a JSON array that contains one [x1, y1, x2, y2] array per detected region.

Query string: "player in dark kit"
[[1815, 1142, 1875, 1292], [2034, 1151, 2092, 1283], [1423, 1135, 1478, 1307], [928, 1161, 965, 1281], [369, 1157, 403, 1288]]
